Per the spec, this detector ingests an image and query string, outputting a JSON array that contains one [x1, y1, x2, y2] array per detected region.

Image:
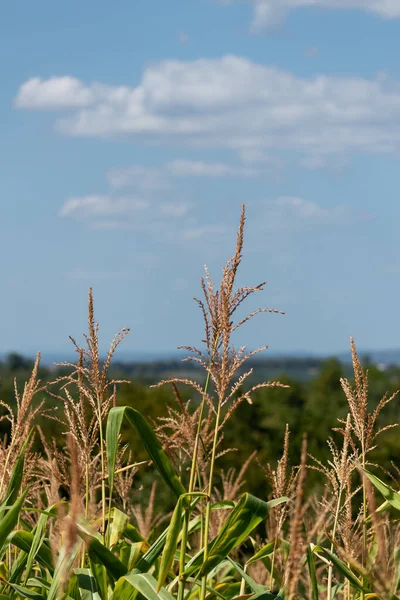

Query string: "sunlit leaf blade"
[[113, 572, 175, 600], [47, 541, 82, 600], [77, 518, 127, 581], [7, 550, 27, 584], [157, 495, 185, 590], [312, 545, 365, 592], [124, 523, 144, 544], [119, 541, 145, 570], [246, 541, 275, 566], [7, 583, 44, 599], [106, 406, 186, 499], [134, 526, 169, 573], [9, 530, 53, 572], [66, 573, 81, 600], [184, 493, 270, 577], [363, 470, 400, 512], [227, 558, 266, 595], [108, 507, 129, 548], [89, 555, 108, 600], [23, 511, 48, 584], [75, 568, 103, 600], [266, 497, 290, 510], [0, 430, 33, 507], [0, 491, 27, 558]]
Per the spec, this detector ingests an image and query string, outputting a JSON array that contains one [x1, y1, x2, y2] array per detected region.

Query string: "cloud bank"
[[221, 0, 400, 31], [15, 56, 400, 165]]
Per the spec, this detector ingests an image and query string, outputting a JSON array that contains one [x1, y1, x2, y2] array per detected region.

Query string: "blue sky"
[[2, 0, 400, 358]]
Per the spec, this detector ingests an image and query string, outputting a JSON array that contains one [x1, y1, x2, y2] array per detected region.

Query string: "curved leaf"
[[77, 518, 127, 581], [113, 572, 174, 600], [0, 491, 27, 558], [106, 406, 185, 499], [246, 541, 275, 567], [312, 545, 366, 592], [9, 530, 53, 572], [184, 493, 270, 577], [157, 495, 185, 591], [363, 470, 400, 512], [157, 492, 207, 591], [75, 568, 103, 600], [0, 430, 33, 507]]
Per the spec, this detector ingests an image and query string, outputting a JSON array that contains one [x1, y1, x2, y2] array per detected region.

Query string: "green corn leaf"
[[6, 583, 44, 599], [134, 526, 169, 573], [124, 523, 144, 544], [227, 558, 266, 595], [132, 495, 202, 575], [0, 430, 34, 508], [75, 568, 103, 600], [77, 518, 127, 581], [66, 573, 81, 600], [183, 577, 229, 600], [246, 540, 275, 566], [0, 491, 27, 558], [119, 541, 144, 570], [157, 495, 185, 591], [363, 470, 400, 512], [113, 572, 175, 600], [331, 583, 345, 598], [202, 581, 241, 600], [312, 545, 365, 592], [8, 550, 28, 584], [106, 406, 186, 500], [87, 538, 127, 581], [26, 578, 51, 591], [24, 511, 49, 584], [47, 541, 82, 600], [108, 507, 129, 548], [157, 492, 207, 591], [184, 493, 270, 577], [306, 544, 319, 600], [185, 500, 238, 537], [266, 497, 290, 510], [89, 555, 108, 600], [9, 530, 53, 572]]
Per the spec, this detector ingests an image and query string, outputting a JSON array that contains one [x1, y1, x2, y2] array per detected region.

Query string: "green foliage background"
[[1, 352, 399, 509]]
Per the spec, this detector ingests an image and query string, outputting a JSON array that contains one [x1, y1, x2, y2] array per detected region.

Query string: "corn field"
[[0, 206, 399, 600]]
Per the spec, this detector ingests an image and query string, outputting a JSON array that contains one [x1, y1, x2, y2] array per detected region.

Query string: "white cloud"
[[59, 190, 195, 234], [165, 159, 258, 177], [108, 159, 260, 191], [15, 56, 400, 163], [264, 196, 370, 229], [59, 187, 228, 240], [15, 76, 95, 109], [107, 166, 171, 191], [159, 202, 190, 217], [224, 0, 400, 31], [59, 195, 149, 218]]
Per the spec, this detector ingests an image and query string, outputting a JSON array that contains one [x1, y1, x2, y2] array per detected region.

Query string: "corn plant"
[[0, 205, 399, 600]]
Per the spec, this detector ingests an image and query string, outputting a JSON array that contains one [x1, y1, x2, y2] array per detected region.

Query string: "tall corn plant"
[[1, 206, 400, 600]]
